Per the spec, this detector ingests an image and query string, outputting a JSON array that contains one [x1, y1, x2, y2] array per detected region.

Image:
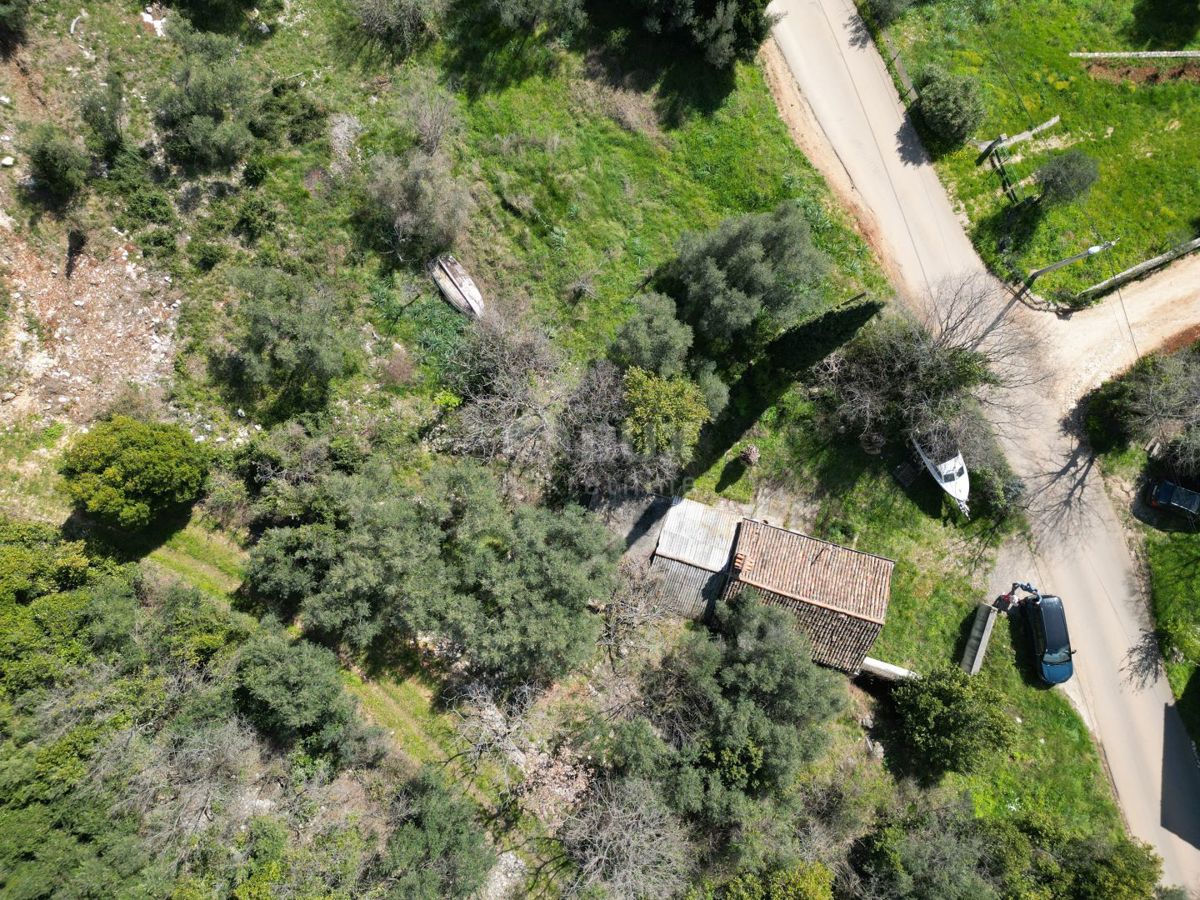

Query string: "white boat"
[[428, 254, 485, 319], [914, 437, 970, 516]]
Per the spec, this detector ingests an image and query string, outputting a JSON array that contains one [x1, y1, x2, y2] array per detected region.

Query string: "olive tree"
[[610, 292, 693, 377], [916, 65, 985, 149], [669, 201, 828, 350], [1036, 149, 1099, 206], [367, 150, 472, 261]]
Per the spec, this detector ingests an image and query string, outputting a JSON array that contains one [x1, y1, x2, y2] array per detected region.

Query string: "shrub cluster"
[[59, 416, 209, 530]]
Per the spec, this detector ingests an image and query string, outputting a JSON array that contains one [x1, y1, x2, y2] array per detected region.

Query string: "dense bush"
[[246, 461, 619, 685], [623, 367, 711, 466], [235, 632, 375, 762], [639, 0, 775, 68], [154, 25, 252, 168], [352, 0, 444, 55], [367, 150, 472, 261], [669, 201, 828, 351], [214, 268, 356, 415], [610, 291, 694, 377], [1037, 149, 1099, 207], [867, 0, 912, 25], [855, 795, 1162, 899], [24, 123, 89, 201], [691, 863, 834, 899], [485, 0, 586, 34], [376, 767, 495, 898], [916, 65, 985, 149], [59, 416, 209, 529], [249, 79, 327, 146], [890, 664, 1014, 777], [601, 595, 845, 835]]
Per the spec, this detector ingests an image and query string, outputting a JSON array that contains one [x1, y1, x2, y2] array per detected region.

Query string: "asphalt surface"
[[767, 0, 1200, 889]]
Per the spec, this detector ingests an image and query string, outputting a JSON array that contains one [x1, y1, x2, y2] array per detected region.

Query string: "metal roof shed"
[[649, 498, 742, 619], [723, 520, 895, 672]]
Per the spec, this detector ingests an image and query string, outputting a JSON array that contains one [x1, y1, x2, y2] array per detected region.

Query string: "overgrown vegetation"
[[0, 522, 492, 896]]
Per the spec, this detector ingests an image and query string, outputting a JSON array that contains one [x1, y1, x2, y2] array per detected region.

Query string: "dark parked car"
[[1148, 480, 1200, 518], [1028, 594, 1074, 685]]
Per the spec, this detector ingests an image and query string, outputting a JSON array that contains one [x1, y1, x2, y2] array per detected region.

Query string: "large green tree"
[[890, 664, 1014, 777], [639, 0, 775, 68], [606, 595, 845, 832], [59, 416, 208, 530], [669, 201, 828, 350], [247, 461, 619, 685]]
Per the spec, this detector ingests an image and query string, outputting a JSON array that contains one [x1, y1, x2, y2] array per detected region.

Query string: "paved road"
[[766, 0, 1200, 889]]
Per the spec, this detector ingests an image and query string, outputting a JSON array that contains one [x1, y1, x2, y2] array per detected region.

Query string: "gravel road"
[[765, 0, 1200, 888]]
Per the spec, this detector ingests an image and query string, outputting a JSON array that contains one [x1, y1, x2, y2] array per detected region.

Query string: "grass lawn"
[[692, 388, 1123, 835], [884, 0, 1200, 300]]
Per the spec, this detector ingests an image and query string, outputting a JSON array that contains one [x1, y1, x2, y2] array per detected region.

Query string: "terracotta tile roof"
[[730, 520, 893, 625]]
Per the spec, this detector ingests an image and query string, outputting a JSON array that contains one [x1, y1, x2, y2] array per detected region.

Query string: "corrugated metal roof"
[[653, 497, 741, 573], [731, 520, 894, 624], [648, 556, 723, 620]]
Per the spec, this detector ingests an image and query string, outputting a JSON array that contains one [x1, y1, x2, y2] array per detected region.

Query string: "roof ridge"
[[739, 518, 896, 565]]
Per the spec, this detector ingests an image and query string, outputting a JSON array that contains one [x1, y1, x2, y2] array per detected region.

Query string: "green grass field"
[[886, 0, 1200, 300]]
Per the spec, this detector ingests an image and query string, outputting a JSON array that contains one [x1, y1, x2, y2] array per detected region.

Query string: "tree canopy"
[[610, 292, 694, 378], [59, 416, 209, 530], [916, 65, 985, 149], [214, 267, 356, 415], [246, 461, 619, 685], [604, 595, 845, 833], [375, 767, 495, 899], [890, 664, 1015, 777], [669, 201, 828, 350], [639, 0, 776, 68]]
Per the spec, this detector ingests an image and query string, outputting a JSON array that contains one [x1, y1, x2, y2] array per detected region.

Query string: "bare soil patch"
[[0, 229, 179, 425], [1085, 61, 1200, 84]]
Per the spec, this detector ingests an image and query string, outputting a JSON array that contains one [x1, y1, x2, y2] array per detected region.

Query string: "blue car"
[[1028, 594, 1074, 684]]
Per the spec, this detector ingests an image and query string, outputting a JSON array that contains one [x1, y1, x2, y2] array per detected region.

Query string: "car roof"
[[1037, 595, 1070, 649]]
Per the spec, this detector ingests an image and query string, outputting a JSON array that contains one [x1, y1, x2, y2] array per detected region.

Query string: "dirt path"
[[765, 0, 1200, 889]]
